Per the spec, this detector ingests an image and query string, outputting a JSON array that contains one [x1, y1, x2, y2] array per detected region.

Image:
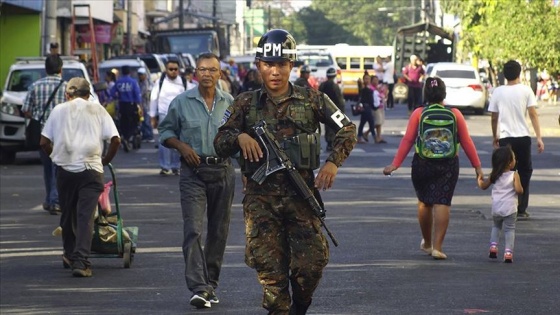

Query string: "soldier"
[[214, 29, 356, 315], [319, 67, 345, 151], [294, 64, 312, 88]]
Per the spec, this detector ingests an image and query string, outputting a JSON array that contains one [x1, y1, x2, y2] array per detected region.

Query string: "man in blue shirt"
[[111, 65, 141, 151], [158, 53, 235, 310]]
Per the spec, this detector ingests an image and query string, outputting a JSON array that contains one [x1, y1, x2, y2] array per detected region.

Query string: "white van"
[[0, 56, 98, 164]]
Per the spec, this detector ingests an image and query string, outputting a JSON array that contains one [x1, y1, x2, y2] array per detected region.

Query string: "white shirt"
[[491, 171, 517, 217], [488, 84, 537, 138], [149, 76, 186, 118], [383, 61, 395, 84], [42, 98, 119, 173], [373, 63, 384, 79]]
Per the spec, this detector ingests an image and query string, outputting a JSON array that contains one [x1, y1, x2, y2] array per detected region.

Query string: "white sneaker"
[[190, 292, 211, 309]]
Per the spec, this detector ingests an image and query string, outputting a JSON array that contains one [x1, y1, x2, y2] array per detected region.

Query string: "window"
[[435, 70, 476, 79], [350, 58, 360, 69], [336, 57, 347, 69]]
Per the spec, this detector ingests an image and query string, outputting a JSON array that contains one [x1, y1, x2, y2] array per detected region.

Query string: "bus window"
[[336, 57, 347, 69], [364, 57, 376, 70], [350, 58, 361, 69]]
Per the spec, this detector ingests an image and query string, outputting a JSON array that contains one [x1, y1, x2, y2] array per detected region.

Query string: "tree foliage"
[[442, 0, 560, 72]]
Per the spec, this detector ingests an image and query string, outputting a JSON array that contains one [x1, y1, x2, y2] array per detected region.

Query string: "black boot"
[[289, 302, 310, 315]]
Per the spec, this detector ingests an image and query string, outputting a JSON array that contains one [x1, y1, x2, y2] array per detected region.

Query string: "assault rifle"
[[251, 120, 339, 246]]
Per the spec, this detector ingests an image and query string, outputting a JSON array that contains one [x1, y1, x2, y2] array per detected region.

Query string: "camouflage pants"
[[243, 194, 329, 314]]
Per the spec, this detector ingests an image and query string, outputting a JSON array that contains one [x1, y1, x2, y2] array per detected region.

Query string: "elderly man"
[[40, 77, 121, 277]]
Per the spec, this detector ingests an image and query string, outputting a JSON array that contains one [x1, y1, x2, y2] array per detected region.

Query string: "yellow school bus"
[[329, 44, 393, 100]]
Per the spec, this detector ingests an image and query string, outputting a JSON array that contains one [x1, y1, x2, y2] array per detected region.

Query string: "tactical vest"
[[241, 87, 321, 174]]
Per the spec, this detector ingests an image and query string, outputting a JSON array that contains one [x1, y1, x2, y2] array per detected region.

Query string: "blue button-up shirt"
[[111, 75, 141, 103], [158, 87, 234, 156]]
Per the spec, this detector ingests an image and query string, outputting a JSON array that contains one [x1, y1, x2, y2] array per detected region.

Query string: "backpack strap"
[[158, 73, 187, 100]]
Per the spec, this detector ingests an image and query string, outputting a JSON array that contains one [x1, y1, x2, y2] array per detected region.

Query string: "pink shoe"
[[489, 245, 498, 259], [504, 251, 513, 263]]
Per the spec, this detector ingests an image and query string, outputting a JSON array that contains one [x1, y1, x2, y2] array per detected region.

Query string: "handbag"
[[25, 80, 63, 149], [351, 102, 364, 116]]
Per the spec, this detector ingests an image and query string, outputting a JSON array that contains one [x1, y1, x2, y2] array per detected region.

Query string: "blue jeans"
[[158, 145, 180, 170], [180, 161, 235, 294], [140, 110, 153, 140], [39, 149, 58, 206], [490, 213, 516, 252]]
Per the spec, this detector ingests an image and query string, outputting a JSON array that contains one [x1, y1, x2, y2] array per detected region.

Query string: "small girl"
[[478, 146, 524, 263]]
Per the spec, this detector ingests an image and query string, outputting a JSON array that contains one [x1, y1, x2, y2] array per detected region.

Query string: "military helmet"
[[326, 67, 337, 77], [256, 29, 297, 62], [300, 65, 311, 73]]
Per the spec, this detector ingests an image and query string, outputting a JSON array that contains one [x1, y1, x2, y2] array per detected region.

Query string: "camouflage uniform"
[[214, 83, 356, 314]]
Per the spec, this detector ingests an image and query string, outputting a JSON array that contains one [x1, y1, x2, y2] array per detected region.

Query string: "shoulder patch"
[[220, 108, 232, 126]]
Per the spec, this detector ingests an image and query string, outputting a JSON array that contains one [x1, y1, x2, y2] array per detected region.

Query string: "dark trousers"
[[57, 168, 104, 268], [357, 108, 375, 138], [407, 86, 423, 110], [118, 102, 138, 141], [499, 137, 533, 214], [180, 161, 235, 294], [387, 83, 395, 108]]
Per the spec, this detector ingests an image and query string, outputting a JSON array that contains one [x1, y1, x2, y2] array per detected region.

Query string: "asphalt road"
[[1, 102, 559, 315]]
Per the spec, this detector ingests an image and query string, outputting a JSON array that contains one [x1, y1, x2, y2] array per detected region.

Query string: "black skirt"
[[411, 154, 459, 206]]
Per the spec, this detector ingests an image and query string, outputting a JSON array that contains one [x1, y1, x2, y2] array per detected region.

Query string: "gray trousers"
[[490, 213, 517, 252], [180, 161, 235, 294], [57, 168, 104, 269]]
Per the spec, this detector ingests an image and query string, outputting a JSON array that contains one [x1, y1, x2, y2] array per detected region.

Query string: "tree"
[[442, 0, 560, 74]]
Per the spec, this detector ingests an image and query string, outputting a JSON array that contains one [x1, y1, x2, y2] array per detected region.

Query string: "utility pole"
[[421, 0, 426, 23], [268, 5, 271, 30], [44, 0, 58, 56], [213, 0, 217, 28], [179, 0, 184, 29], [411, 0, 415, 24], [127, 0, 132, 54]]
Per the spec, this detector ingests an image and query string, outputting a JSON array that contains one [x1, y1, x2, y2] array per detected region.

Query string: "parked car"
[[97, 58, 150, 84], [0, 56, 98, 164], [427, 62, 488, 115], [110, 54, 165, 82], [290, 51, 343, 91]]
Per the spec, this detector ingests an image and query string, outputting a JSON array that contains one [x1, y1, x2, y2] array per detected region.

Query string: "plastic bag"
[[98, 181, 113, 215]]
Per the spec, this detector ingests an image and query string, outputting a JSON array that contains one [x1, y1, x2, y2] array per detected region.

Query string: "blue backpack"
[[415, 104, 458, 159]]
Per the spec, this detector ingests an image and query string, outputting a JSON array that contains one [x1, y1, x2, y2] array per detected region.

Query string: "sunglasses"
[[168, 68, 178, 71]]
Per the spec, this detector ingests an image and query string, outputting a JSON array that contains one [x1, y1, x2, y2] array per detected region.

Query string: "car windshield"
[[7, 69, 85, 92], [98, 66, 142, 82], [140, 58, 161, 74], [436, 70, 476, 79], [298, 54, 333, 67]]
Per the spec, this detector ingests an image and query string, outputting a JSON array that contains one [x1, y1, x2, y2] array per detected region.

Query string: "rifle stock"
[[251, 120, 339, 246]]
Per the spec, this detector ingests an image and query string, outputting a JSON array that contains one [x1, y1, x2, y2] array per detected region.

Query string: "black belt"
[[181, 156, 226, 165], [200, 156, 225, 164]]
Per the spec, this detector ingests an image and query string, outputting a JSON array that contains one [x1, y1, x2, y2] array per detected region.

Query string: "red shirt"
[[391, 107, 481, 168]]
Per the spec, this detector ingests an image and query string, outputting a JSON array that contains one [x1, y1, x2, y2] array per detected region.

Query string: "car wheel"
[[0, 150, 16, 164], [474, 107, 485, 115]]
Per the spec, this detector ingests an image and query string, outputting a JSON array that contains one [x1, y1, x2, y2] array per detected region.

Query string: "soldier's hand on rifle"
[[314, 161, 338, 191], [238, 133, 263, 162]]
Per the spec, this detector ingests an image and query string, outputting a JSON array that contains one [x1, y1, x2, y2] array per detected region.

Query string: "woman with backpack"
[[383, 77, 484, 260]]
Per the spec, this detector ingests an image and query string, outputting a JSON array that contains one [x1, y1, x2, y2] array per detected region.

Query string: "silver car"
[[428, 62, 488, 115]]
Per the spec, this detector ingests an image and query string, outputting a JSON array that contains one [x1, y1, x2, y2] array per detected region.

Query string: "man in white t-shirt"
[[150, 60, 190, 175], [40, 77, 121, 277], [382, 55, 395, 109], [488, 60, 544, 220]]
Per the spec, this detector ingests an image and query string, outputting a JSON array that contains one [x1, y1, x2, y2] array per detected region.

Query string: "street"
[[1, 102, 559, 315]]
